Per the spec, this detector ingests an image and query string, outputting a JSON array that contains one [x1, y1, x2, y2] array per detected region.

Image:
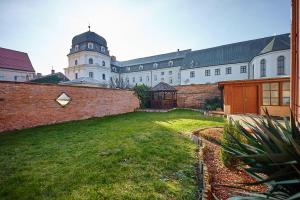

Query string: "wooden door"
[[231, 85, 258, 114], [244, 86, 258, 114]]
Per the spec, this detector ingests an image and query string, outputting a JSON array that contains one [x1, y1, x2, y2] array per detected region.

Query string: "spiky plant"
[[205, 110, 300, 199]]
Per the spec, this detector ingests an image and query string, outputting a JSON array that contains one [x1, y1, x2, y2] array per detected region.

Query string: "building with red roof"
[[0, 47, 35, 82]]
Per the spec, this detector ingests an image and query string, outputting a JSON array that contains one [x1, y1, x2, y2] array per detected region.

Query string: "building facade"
[[64, 30, 290, 88], [0, 47, 35, 82]]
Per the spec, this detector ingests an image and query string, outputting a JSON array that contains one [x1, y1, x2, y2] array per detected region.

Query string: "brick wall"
[[0, 82, 139, 132], [175, 84, 221, 108]]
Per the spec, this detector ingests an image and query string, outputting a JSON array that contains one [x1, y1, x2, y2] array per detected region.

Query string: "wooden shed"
[[151, 82, 177, 109], [218, 77, 290, 117]]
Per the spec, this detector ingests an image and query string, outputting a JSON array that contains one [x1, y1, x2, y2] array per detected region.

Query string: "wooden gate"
[[231, 85, 258, 114]]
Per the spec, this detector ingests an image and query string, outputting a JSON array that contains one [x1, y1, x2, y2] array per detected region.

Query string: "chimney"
[[111, 56, 116, 61]]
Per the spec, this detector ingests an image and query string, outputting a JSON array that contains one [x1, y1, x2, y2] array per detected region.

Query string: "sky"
[[0, 0, 291, 75]]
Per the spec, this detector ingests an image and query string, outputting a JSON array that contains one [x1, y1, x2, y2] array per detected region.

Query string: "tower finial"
[[88, 24, 91, 32]]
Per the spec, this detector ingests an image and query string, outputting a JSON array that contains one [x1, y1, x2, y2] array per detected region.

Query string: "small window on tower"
[[102, 74, 106, 80], [75, 45, 79, 51], [89, 72, 94, 78], [88, 42, 94, 49], [75, 60, 78, 65], [89, 58, 93, 64], [75, 73, 78, 79], [102, 61, 106, 66], [101, 46, 105, 52]]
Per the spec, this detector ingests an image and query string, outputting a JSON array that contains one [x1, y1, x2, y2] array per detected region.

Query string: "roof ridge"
[[0, 47, 28, 55]]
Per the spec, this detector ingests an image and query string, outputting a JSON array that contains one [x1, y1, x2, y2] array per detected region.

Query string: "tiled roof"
[[0, 47, 35, 72], [182, 33, 290, 69]]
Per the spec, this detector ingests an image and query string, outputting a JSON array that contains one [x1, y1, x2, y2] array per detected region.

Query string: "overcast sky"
[[0, 0, 291, 75]]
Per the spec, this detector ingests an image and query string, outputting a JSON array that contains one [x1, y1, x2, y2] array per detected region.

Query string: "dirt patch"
[[194, 128, 267, 200]]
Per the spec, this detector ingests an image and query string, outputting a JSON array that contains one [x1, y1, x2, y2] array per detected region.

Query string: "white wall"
[[180, 62, 249, 85], [0, 68, 35, 82], [120, 66, 181, 87], [251, 49, 290, 79]]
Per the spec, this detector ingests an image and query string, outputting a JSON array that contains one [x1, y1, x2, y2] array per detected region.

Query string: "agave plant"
[[206, 110, 300, 199]]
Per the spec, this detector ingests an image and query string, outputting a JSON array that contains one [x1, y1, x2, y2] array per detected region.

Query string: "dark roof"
[[151, 82, 176, 91], [120, 49, 191, 66], [0, 47, 35, 72], [182, 33, 290, 69], [30, 72, 69, 84], [72, 31, 107, 47]]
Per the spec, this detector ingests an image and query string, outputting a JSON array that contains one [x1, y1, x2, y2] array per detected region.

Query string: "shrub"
[[133, 84, 151, 108], [221, 120, 245, 168], [203, 97, 223, 111], [219, 110, 300, 199]]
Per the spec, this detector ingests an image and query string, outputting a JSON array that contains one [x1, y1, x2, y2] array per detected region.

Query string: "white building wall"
[[250, 49, 290, 79], [180, 62, 249, 85], [120, 66, 181, 87], [0, 68, 35, 82]]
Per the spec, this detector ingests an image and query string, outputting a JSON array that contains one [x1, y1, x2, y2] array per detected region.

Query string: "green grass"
[[0, 109, 223, 200]]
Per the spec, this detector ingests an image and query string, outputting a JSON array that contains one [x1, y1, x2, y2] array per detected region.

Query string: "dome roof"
[[72, 31, 107, 47]]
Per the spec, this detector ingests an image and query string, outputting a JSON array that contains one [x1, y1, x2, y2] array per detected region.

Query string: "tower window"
[[153, 63, 158, 68], [101, 46, 105, 52], [89, 58, 93, 64], [75, 73, 78, 79], [102, 74, 106, 80], [277, 56, 285, 75], [139, 65, 143, 70], [75, 45, 79, 51], [168, 60, 174, 67], [75, 60, 78, 65], [89, 72, 94, 78], [88, 42, 94, 49], [102, 61, 106, 66]]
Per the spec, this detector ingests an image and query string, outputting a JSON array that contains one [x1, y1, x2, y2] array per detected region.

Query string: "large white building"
[[64, 30, 290, 87]]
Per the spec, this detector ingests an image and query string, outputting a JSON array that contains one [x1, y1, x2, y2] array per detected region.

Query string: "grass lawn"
[[0, 109, 223, 200]]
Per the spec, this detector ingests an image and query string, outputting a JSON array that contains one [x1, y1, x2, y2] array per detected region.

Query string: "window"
[[225, 67, 232, 74], [139, 77, 142, 82], [112, 67, 116, 72], [89, 58, 93, 64], [154, 75, 157, 81], [101, 46, 105, 52], [75, 60, 78, 65], [260, 59, 266, 77], [168, 60, 173, 67], [262, 83, 279, 105], [127, 67, 130, 71], [88, 42, 94, 49], [277, 56, 285, 75], [190, 71, 195, 78], [205, 69, 211, 76], [132, 77, 135, 83], [139, 65, 143, 70], [75, 73, 78, 79], [146, 76, 150, 81], [161, 72, 164, 76], [89, 72, 94, 78], [215, 68, 220, 75], [102, 74, 106, 80], [169, 71, 172, 75], [153, 63, 158, 68], [75, 45, 79, 51], [282, 82, 290, 105], [102, 61, 106, 66], [169, 77, 173, 84], [240, 66, 247, 73], [14, 76, 17, 81]]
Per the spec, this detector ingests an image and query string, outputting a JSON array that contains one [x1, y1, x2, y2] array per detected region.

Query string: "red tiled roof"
[[0, 47, 35, 72]]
